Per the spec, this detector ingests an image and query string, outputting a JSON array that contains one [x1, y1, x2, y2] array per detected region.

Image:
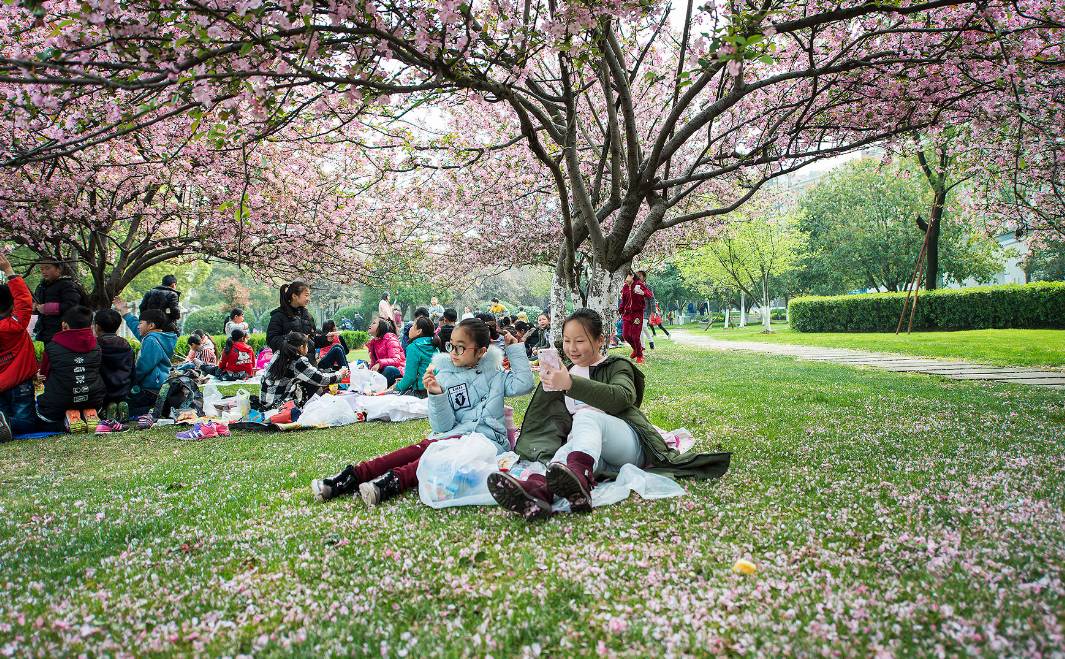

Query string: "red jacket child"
[[218, 341, 256, 378], [0, 274, 39, 391]]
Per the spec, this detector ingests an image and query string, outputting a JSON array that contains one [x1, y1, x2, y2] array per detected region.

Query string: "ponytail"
[[279, 281, 309, 317], [223, 328, 246, 360]]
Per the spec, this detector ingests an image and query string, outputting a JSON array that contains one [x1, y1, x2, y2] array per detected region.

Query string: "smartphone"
[[538, 348, 563, 391]]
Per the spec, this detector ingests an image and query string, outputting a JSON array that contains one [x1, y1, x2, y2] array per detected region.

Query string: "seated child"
[[224, 308, 249, 340], [259, 331, 348, 411], [181, 331, 217, 367], [93, 309, 133, 425], [215, 329, 256, 380], [311, 317, 533, 507], [316, 320, 349, 372], [37, 306, 106, 433], [391, 316, 436, 398], [255, 346, 274, 372], [0, 254, 39, 440], [126, 309, 178, 420]]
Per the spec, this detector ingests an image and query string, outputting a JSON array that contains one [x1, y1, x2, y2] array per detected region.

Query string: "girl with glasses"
[[312, 318, 534, 507]]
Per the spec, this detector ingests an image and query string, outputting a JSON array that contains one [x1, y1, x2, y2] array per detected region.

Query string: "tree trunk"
[[549, 263, 570, 341], [583, 261, 627, 350], [925, 186, 946, 290], [739, 291, 747, 327]]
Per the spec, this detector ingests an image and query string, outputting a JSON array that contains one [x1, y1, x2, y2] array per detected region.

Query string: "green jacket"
[[515, 357, 730, 480]]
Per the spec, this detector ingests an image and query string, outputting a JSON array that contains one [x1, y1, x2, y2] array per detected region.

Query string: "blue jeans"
[[318, 344, 349, 372], [0, 378, 38, 435], [381, 366, 402, 387]]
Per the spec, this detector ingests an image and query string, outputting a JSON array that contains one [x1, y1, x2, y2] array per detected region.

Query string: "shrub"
[[182, 306, 228, 335], [341, 330, 369, 350], [789, 282, 1065, 332]]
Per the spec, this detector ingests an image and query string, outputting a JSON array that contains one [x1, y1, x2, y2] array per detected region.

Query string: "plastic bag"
[[348, 365, 388, 395], [298, 394, 359, 427], [202, 383, 223, 417], [343, 394, 427, 422], [417, 433, 500, 508], [658, 427, 695, 454], [587, 463, 686, 508]]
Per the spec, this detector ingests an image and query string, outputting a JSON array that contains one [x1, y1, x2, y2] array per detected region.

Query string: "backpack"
[[152, 372, 204, 420]]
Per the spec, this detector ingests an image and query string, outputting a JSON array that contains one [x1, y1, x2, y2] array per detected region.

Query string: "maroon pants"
[[353, 438, 437, 490], [621, 315, 643, 358]]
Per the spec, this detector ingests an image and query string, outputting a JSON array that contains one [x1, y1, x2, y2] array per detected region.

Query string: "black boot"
[[358, 470, 403, 507], [311, 465, 359, 501]]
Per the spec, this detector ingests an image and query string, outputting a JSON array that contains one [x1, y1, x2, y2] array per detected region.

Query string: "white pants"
[[641, 321, 653, 346], [551, 410, 645, 475]]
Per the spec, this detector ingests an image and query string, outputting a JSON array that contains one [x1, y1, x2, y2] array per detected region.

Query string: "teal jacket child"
[[132, 330, 177, 392], [394, 336, 436, 394]]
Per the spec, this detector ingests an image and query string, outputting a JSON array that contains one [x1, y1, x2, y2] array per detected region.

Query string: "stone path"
[[670, 331, 1065, 390]]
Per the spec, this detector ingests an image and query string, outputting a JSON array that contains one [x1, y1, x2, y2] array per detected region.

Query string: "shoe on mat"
[[95, 419, 128, 434], [136, 414, 156, 430], [175, 422, 218, 441], [210, 421, 231, 437]]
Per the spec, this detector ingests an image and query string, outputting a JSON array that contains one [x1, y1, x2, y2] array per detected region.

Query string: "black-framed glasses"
[[444, 342, 467, 355]]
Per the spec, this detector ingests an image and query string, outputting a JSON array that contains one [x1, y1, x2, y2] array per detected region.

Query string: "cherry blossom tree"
[[0, 0, 1060, 327], [0, 111, 423, 308]]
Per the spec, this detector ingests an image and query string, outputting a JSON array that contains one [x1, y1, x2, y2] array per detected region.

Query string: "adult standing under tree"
[[138, 275, 181, 334], [378, 294, 393, 323], [266, 282, 335, 368], [32, 258, 86, 345]]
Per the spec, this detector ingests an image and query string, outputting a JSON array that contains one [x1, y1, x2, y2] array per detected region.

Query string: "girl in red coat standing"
[[618, 271, 647, 364]]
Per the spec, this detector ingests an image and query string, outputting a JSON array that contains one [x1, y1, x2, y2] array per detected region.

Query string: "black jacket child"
[[266, 306, 328, 364], [33, 276, 85, 344], [37, 327, 106, 421], [97, 332, 134, 404]]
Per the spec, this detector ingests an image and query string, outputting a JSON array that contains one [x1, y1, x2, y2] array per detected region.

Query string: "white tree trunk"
[[762, 303, 772, 332], [724, 307, 730, 328], [739, 291, 747, 327], [585, 261, 627, 350]]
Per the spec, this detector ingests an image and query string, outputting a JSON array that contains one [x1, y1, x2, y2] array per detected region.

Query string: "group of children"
[[0, 254, 270, 440]]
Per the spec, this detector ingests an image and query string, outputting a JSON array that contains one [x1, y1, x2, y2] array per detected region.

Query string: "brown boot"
[[547, 451, 596, 513], [488, 472, 552, 521]]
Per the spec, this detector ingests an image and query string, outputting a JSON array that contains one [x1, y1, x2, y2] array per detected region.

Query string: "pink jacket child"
[[255, 347, 274, 372], [366, 331, 405, 375]]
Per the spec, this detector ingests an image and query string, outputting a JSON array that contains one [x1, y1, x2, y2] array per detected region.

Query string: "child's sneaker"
[[136, 414, 156, 430], [0, 411, 12, 443], [635, 356, 645, 364], [95, 419, 127, 434], [359, 470, 402, 507], [82, 409, 100, 428], [66, 409, 86, 433], [211, 421, 231, 437], [175, 422, 217, 441]]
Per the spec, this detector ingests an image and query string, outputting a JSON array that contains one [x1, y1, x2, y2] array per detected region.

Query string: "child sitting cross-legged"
[[126, 309, 178, 424], [311, 317, 533, 507], [206, 329, 256, 381], [93, 308, 133, 430], [38, 305, 106, 433], [259, 331, 348, 414]]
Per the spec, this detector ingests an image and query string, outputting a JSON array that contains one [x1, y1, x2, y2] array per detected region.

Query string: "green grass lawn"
[[676, 323, 1065, 367], [1, 342, 1062, 655]]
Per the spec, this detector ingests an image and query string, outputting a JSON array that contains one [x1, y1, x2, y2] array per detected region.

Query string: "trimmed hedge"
[[789, 282, 1065, 332], [174, 331, 368, 360]]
